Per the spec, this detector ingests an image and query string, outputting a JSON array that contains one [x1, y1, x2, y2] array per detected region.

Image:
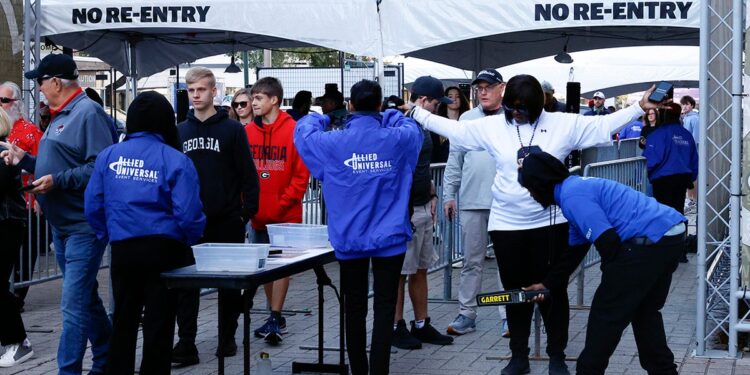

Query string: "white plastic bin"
[[192, 243, 270, 272], [266, 223, 329, 248]]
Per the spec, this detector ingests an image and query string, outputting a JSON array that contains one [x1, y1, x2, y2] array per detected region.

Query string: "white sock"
[[415, 319, 425, 329]]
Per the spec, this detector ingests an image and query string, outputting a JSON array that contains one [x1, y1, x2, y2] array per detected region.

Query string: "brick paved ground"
[[4, 220, 747, 374]]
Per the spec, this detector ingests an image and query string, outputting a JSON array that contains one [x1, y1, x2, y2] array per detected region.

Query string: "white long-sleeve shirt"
[[412, 104, 644, 231]]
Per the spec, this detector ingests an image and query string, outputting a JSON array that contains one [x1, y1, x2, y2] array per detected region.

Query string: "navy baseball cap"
[[24, 54, 79, 80], [411, 76, 452, 104], [471, 68, 504, 85]]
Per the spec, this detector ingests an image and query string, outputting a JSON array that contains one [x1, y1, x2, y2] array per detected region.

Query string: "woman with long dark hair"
[[431, 87, 469, 163], [409, 74, 663, 375], [639, 107, 661, 149]]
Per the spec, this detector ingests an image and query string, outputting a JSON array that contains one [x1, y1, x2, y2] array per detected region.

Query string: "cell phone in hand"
[[648, 81, 674, 103], [18, 184, 35, 192]]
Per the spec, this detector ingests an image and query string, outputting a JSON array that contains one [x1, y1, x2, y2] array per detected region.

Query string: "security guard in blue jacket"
[[518, 151, 686, 375], [295, 80, 422, 375], [85, 92, 206, 375]]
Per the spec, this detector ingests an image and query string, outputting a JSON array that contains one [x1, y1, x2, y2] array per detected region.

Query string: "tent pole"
[[242, 51, 249, 87]]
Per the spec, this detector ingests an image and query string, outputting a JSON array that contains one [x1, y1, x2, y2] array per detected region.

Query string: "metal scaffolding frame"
[[696, 0, 748, 358], [22, 0, 40, 122]]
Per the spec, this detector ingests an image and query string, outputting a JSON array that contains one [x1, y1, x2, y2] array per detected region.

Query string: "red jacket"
[[8, 118, 42, 207], [245, 110, 310, 230]]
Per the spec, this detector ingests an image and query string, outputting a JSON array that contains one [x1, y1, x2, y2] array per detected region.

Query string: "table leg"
[[218, 291, 225, 375], [292, 266, 348, 374], [244, 289, 251, 375], [339, 268, 346, 373]]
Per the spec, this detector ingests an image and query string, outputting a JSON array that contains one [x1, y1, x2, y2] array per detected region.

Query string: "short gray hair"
[[59, 78, 79, 88], [0, 81, 24, 121]]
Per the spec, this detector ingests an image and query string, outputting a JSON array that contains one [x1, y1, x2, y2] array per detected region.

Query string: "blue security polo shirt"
[[554, 175, 686, 246]]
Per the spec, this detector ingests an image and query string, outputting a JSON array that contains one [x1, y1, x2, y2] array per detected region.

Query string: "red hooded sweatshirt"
[[245, 110, 310, 230]]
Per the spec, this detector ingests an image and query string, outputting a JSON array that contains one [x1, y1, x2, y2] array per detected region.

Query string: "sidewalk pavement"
[[3, 242, 748, 374]]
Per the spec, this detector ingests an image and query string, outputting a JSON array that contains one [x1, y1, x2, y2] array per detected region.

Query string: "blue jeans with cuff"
[[53, 229, 111, 375]]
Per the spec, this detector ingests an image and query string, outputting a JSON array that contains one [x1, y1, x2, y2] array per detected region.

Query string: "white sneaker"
[[0, 338, 34, 367]]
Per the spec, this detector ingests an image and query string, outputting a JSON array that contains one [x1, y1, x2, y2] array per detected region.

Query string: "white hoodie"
[[412, 104, 644, 231]]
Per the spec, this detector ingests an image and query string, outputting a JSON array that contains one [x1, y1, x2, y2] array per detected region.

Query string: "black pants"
[[577, 233, 684, 375], [490, 223, 570, 357], [14, 212, 50, 303], [340, 253, 404, 375], [651, 174, 692, 215], [0, 220, 26, 345], [107, 236, 188, 375], [175, 217, 246, 343]]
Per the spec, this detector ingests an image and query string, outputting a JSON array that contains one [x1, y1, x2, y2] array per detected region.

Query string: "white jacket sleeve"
[[566, 104, 645, 149], [411, 106, 489, 152]]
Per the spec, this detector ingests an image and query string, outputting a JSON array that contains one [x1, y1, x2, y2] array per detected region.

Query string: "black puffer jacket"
[[0, 138, 26, 221]]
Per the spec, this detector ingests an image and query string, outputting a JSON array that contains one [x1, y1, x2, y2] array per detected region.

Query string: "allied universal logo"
[[343, 153, 393, 174], [109, 156, 159, 183]]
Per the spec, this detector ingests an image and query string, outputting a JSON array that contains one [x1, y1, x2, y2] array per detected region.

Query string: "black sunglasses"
[[232, 101, 249, 109], [502, 103, 530, 116], [0, 97, 17, 104], [36, 75, 59, 86]]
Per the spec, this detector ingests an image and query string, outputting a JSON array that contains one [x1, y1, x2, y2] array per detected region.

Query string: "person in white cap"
[[584, 91, 610, 116]]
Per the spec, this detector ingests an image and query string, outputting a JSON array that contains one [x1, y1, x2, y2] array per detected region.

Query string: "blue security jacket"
[[642, 122, 698, 182], [294, 110, 422, 260], [555, 175, 686, 246], [85, 132, 206, 245]]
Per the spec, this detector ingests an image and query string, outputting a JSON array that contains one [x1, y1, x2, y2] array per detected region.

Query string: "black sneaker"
[[171, 340, 199, 366], [501, 349, 530, 375], [549, 355, 570, 375], [215, 336, 237, 357], [392, 319, 422, 349], [410, 318, 453, 346]]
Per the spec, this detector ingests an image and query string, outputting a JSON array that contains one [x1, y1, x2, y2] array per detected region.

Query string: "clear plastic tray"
[[266, 223, 329, 248], [192, 243, 270, 272]]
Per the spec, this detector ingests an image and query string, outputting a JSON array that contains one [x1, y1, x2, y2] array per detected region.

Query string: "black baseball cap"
[[471, 68, 504, 85], [411, 76, 452, 104], [317, 89, 344, 104], [24, 54, 79, 80]]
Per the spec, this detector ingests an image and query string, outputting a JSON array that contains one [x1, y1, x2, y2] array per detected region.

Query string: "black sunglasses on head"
[[0, 97, 17, 104], [232, 101, 249, 109]]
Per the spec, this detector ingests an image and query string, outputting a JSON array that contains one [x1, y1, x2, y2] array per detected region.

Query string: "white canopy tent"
[[37, 0, 382, 78], [379, 0, 700, 71], [389, 45, 699, 98]]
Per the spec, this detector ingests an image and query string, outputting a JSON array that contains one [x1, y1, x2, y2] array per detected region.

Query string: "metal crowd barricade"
[[427, 163, 462, 301], [574, 156, 648, 308], [10, 207, 111, 308]]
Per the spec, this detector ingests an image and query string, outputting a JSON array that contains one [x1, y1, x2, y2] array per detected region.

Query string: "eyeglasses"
[[474, 83, 500, 94], [0, 97, 17, 104], [232, 101, 249, 109], [502, 103, 530, 116], [36, 76, 56, 86]]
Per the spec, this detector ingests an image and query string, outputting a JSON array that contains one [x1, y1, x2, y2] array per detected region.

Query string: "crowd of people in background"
[[0, 52, 702, 375]]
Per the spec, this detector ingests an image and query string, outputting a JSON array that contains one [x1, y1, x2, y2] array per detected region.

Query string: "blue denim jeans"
[[53, 229, 112, 375]]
